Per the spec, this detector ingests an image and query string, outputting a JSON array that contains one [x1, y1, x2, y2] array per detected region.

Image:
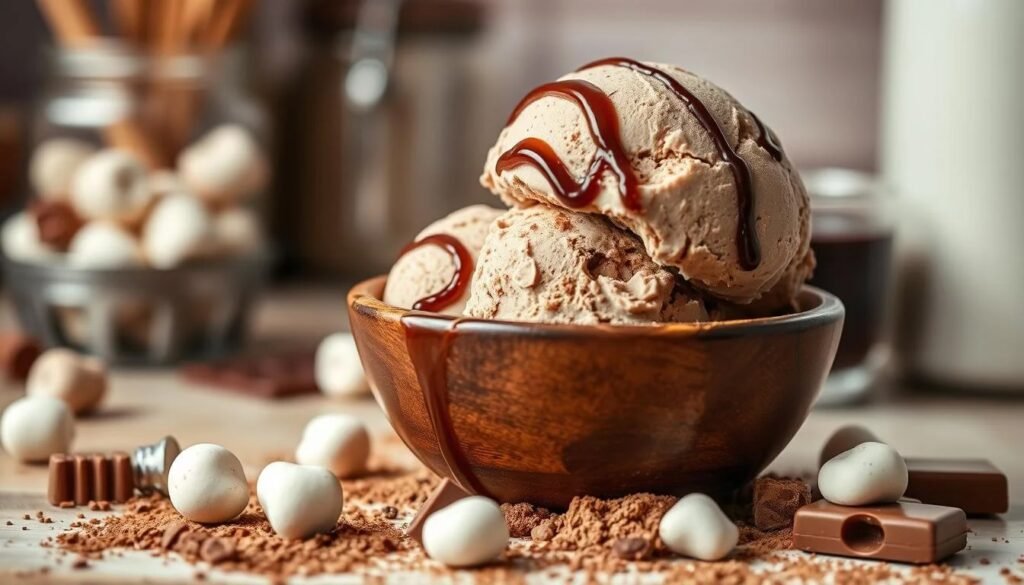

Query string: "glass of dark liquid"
[[803, 169, 894, 405]]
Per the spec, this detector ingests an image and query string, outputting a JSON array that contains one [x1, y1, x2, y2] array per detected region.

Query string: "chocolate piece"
[[111, 452, 135, 503], [754, 477, 812, 531], [31, 199, 83, 251], [904, 458, 1008, 515], [0, 332, 41, 381], [612, 536, 652, 561], [91, 454, 113, 502], [405, 478, 471, 546], [793, 500, 967, 564], [72, 455, 94, 505], [161, 521, 189, 550], [48, 455, 74, 506], [181, 352, 318, 399], [820, 426, 1008, 515]]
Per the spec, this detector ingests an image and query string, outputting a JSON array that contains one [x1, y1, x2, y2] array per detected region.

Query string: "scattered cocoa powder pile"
[[529, 493, 675, 553], [753, 476, 812, 531], [342, 468, 438, 511], [500, 503, 552, 538]]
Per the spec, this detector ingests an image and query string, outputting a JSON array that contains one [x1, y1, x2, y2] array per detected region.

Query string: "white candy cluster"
[[3, 124, 267, 269]]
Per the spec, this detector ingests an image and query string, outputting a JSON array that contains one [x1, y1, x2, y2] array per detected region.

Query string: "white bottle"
[[881, 0, 1024, 389]]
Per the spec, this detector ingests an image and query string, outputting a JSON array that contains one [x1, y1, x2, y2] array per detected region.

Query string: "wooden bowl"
[[348, 276, 844, 509]]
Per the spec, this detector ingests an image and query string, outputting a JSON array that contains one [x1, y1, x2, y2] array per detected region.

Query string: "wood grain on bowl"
[[348, 276, 844, 509]]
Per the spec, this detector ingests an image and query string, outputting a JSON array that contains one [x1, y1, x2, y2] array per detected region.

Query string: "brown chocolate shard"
[[793, 500, 967, 564], [0, 332, 41, 381], [405, 478, 471, 546], [48, 455, 74, 506], [753, 477, 812, 531], [904, 458, 1008, 515], [181, 352, 318, 399]]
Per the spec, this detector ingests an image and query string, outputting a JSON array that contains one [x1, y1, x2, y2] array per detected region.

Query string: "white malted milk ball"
[[0, 396, 74, 462], [659, 493, 738, 561], [179, 124, 267, 206], [168, 443, 249, 524], [67, 221, 143, 269], [143, 193, 214, 268], [1, 212, 60, 264], [26, 348, 107, 414], [256, 461, 343, 539], [213, 207, 263, 256], [294, 414, 370, 479], [70, 149, 152, 221], [30, 138, 95, 200], [422, 496, 509, 567], [818, 442, 908, 506], [315, 333, 369, 398]]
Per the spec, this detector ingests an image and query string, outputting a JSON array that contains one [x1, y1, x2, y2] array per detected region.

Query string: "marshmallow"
[[29, 138, 95, 200], [256, 461, 343, 539], [314, 333, 369, 398], [294, 414, 370, 479], [1, 211, 60, 264], [818, 442, 908, 506], [70, 149, 152, 221], [67, 221, 143, 269], [142, 193, 214, 268], [658, 493, 738, 561], [213, 207, 263, 256], [0, 396, 74, 462], [168, 443, 249, 524], [422, 496, 508, 567], [178, 124, 267, 206], [26, 348, 107, 414]]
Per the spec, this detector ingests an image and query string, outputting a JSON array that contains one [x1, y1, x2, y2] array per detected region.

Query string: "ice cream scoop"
[[481, 59, 811, 305], [465, 204, 706, 325], [383, 204, 503, 316]]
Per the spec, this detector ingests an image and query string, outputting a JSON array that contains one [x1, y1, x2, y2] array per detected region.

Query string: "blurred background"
[[0, 0, 1020, 400]]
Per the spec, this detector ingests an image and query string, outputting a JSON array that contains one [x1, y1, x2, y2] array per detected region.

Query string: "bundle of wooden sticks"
[[35, 0, 255, 168]]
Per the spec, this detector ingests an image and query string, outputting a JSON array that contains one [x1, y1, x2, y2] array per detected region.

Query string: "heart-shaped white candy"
[[422, 496, 509, 567], [294, 414, 370, 479], [818, 441, 908, 506], [659, 493, 738, 561], [257, 461, 343, 539]]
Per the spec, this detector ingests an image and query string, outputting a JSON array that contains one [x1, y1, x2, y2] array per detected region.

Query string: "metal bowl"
[[2, 255, 270, 365]]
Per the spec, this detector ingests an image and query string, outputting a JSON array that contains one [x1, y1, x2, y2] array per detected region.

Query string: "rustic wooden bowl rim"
[[349, 276, 844, 338]]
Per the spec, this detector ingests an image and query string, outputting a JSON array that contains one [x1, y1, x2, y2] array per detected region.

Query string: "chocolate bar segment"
[[72, 455, 94, 505], [48, 452, 137, 507], [406, 479, 471, 546], [48, 455, 74, 506], [905, 458, 1008, 515], [793, 500, 967, 564], [112, 452, 135, 502]]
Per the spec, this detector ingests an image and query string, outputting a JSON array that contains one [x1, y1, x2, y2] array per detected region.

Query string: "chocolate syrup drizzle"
[[402, 315, 490, 496], [399, 233, 473, 312], [577, 57, 764, 270], [750, 112, 784, 162], [495, 80, 642, 211]]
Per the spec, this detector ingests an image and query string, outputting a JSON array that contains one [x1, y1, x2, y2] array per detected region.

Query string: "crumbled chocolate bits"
[[753, 476, 812, 531], [501, 502, 553, 538], [161, 521, 188, 550], [612, 537, 652, 561], [532, 493, 676, 552], [381, 506, 398, 520]]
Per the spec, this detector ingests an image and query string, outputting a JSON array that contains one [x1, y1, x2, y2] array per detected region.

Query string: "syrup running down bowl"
[[348, 276, 843, 509]]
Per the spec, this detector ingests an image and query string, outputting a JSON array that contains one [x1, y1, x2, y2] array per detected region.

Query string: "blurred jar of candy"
[[0, 43, 271, 364], [803, 169, 895, 406]]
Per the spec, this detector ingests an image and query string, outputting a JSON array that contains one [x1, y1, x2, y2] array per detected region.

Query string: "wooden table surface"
[[1, 287, 1023, 583]]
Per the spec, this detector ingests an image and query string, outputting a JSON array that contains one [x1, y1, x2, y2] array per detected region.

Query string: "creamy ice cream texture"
[[385, 58, 813, 323], [481, 59, 811, 304]]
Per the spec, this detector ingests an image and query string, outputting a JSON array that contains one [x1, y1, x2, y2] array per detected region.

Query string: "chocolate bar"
[[819, 425, 1008, 515], [181, 352, 318, 399], [406, 479, 471, 546], [793, 500, 967, 564], [48, 452, 135, 507]]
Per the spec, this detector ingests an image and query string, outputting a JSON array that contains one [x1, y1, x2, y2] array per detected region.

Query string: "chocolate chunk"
[[0, 332, 41, 381], [792, 500, 967, 564], [31, 200, 83, 251], [90, 454, 114, 503], [753, 477, 812, 531], [199, 537, 236, 563], [161, 521, 189, 550], [405, 478, 471, 546], [904, 458, 1008, 516], [48, 454, 74, 507], [612, 536, 651, 561], [181, 351, 318, 399], [72, 455, 94, 505], [381, 506, 398, 520]]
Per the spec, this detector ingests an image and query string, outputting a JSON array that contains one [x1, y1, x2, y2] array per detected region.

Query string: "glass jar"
[[803, 168, 896, 406]]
